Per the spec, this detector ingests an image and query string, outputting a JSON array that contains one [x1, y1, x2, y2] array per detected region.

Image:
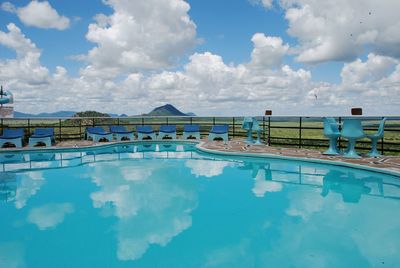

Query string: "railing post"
[[28, 119, 31, 137], [299, 117, 302, 148], [381, 116, 385, 155], [141, 117, 144, 126], [92, 117, 95, 127], [0, 118, 3, 133], [117, 117, 120, 126], [338, 117, 342, 151], [59, 119, 62, 141], [232, 117, 235, 138], [79, 119, 82, 140], [166, 117, 169, 125], [190, 117, 193, 125], [268, 116, 271, 146], [263, 116, 266, 142], [213, 117, 215, 125]]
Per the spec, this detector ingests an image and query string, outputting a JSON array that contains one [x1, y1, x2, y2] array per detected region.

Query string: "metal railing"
[[1, 116, 399, 155]]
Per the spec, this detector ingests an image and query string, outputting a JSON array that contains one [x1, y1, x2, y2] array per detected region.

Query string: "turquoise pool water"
[[1, 143, 400, 267]]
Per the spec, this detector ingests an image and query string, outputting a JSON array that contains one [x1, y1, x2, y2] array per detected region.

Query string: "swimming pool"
[[1, 142, 400, 267]]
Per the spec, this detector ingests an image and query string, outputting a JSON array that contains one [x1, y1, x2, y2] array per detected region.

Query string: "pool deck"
[[2, 139, 400, 174], [198, 140, 400, 174]]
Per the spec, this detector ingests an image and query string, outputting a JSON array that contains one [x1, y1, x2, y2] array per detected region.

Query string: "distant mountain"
[[146, 104, 195, 116], [13, 105, 195, 118], [14, 110, 76, 118]]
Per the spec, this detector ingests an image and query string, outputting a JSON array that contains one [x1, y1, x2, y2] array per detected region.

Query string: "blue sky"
[[0, 0, 399, 115]]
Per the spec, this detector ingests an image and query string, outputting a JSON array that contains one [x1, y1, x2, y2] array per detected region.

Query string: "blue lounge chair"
[[137, 126, 156, 140], [158, 125, 176, 140], [110, 125, 134, 141], [366, 118, 386, 157], [341, 119, 365, 158], [0, 128, 24, 148], [86, 127, 113, 143], [208, 125, 229, 142], [322, 117, 341, 155], [29, 128, 54, 147], [182, 125, 200, 140]]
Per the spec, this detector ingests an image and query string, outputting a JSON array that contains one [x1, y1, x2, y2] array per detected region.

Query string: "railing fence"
[[0, 116, 399, 155]]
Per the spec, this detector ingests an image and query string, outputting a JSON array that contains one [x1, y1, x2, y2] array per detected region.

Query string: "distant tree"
[[73, 111, 110, 118], [64, 111, 114, 126]]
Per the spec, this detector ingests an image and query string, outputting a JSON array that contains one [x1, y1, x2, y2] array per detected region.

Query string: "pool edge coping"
[[0, 139, 198, 154], [1, 139, 400, 177], [196, 142, 400, 177]]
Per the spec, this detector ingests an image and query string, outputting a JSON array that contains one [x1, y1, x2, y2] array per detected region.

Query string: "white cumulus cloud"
[[2, 1, 70, 30], [280, 0, 400, 63], [249, 33, 289, 69], [81, 0, 198, 76]]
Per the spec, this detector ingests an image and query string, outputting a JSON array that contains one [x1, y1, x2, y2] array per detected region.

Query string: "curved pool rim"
[[1, 139, 399, 177], [195, 143, 400, 177]]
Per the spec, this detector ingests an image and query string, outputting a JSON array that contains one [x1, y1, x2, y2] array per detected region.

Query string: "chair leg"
[[245, 130, 253, 143], [208, 133, 215, 141], [44, 138, 51, 147], [323, 137, 339, 155], [344, 138, 360, 158], [15, 139, 22, 148], [367, 138, 381, 157]]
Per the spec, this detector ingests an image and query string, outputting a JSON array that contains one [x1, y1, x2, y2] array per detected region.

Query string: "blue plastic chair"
[[158, 125, 176, 140], [110, 125, 134, 141], [182, 125, 200, 140], [29, 128, 54, 147], [366, 118, 386, 157], [322, 117, 341, 155], [0, 128, 24, 148], [86, 127, 113, 143], [137, 125, 156, 140], [208, 125, 229, 142], [341, 119, 365, 158], [242, 117, 253, 143]]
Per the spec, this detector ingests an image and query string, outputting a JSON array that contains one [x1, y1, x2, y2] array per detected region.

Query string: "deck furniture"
[[86, 127, 113, 143], [110, 125, 134, 141], [208, 125, 229, 142], [29, 128, 54, 147], [242, 117, 262, 144], [137, 126, 156, 140], [158, 125, 176, 139], [366, 118, 386, 157], [0, 128, 24, 148], [322, 117, 341, 155], [341, 119, 365, 158], [182, 125, 200, 140]]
